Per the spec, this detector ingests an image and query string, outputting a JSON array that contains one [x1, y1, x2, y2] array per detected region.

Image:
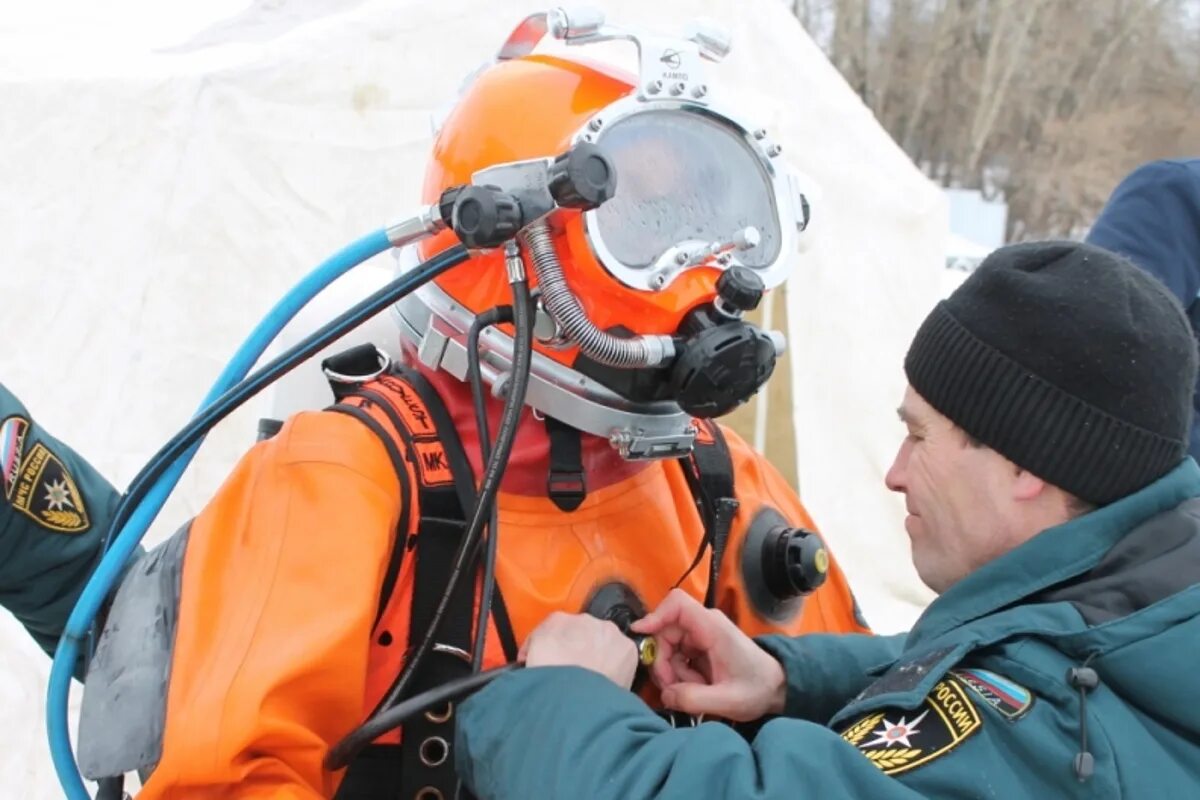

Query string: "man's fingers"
[[661, 682, 742, 719], [633, 588, 701, 634], [669, 652, 707, 685], [635, 590, 725, 657]]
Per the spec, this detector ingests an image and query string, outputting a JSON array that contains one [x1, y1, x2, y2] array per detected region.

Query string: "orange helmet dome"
[[418, 52, 728, 369]]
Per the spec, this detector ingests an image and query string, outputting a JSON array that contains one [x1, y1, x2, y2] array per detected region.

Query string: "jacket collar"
[[906, 458, 1200, 648]]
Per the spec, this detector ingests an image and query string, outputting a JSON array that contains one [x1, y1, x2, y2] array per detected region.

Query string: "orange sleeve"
[[139, 410, 404, 799], [716, 424, 871, 638]]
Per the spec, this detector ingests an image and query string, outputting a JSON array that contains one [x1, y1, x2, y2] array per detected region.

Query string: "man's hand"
[[631, 589, 787, 722], [519, 612, 639, 689]]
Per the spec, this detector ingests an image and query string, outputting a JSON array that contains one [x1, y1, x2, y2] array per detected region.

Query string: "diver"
[[75, 9, 869, 799]]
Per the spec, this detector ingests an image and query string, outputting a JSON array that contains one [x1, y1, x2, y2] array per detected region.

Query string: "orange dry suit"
[[127, 361, 868, 799]]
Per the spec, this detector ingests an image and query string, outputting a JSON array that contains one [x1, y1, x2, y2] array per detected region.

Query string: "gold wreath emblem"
[[42, 509, 84, 530], [840, 712, 885, 746], [864, 748, 922, 770]]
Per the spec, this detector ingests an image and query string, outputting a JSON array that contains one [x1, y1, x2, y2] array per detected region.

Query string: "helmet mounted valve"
[[446, 142, 618, 250]]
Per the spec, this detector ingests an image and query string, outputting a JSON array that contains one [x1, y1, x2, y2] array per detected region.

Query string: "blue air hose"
[[46, 229, 421, 799]]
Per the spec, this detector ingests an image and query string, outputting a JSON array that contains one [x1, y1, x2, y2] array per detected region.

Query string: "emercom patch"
[[9, 442, 90, 533], [839, 676, 982, 776], [2, 415, 30, 498], [951, 668, 1034, 721]]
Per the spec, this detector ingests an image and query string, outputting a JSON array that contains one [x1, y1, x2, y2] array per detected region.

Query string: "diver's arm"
[[138, 411, 405, 798]]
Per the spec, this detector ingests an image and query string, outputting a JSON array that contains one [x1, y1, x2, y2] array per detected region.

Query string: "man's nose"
[[885, 444, 907, 493]]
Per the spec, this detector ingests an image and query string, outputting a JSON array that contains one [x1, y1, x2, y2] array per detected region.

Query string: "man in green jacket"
[[1, 382, 121, 659], [454, 241, 1200, 798]]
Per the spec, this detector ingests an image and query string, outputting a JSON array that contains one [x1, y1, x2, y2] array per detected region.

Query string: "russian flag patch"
[[951, 668, 1034, 721]]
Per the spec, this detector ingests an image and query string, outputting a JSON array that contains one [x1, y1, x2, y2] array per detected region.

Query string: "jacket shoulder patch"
[[839, 676, 982, 776], [950, 668, 1034, 721], [8, 441, 90, 533]]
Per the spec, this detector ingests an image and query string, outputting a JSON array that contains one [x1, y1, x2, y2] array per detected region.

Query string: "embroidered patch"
[[1, 415, 30, 498], [9, 442, 90, 533], [839, 676, 982, 776], [951, 668, 1034, 721]]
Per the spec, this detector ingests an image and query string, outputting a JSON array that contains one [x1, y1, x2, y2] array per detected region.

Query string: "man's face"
[[885, 386, 1018, 594]]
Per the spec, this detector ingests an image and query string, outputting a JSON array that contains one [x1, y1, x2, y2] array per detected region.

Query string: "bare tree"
[[789, 0, 1198, 238]]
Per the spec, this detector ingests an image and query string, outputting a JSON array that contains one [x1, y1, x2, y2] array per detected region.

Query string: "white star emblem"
[[44, 478, 74, 511], [863, 709, 929, 748]]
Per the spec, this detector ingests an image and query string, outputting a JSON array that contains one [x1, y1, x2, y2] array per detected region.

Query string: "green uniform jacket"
[[456, 459, 1200, 799], [1, 383, 120, 658]]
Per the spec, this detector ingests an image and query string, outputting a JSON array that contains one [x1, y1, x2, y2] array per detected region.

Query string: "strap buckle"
[[547, 470, 587, 510]]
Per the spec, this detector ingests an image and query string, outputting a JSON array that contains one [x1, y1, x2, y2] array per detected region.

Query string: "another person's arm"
[[459, 609, 918, 800], [457, 600, 1071, 800], [0, 382, 122, 661], [636, 589, 903, 725], [1087, 159, 1200, 306]]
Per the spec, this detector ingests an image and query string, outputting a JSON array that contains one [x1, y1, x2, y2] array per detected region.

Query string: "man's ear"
[[1012, 468, 1048, 502]]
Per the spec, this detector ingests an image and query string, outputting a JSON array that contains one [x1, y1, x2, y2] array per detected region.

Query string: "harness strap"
[[324, 357, 517, 800]]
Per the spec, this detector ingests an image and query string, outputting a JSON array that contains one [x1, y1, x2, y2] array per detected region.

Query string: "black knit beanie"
[[905, 241, 1197, 506]]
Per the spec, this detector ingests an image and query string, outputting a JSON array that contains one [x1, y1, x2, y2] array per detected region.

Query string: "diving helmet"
[[393, 7, 813, 459]]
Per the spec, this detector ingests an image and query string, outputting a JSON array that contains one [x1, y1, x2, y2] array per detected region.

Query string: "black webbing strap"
[[384, 365, 519, 662], [545, 414, 586, 512], [381, 367, 478, 516], [325, 361, 517, 799], [677, 421, 739, 608], [398, 510, 476, 798]]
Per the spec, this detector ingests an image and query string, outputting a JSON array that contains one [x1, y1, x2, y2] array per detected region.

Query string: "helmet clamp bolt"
[[767, 144, 783, 157], [588, 118, 603, 132], [753, 128, 767, 140], [674, 251, 690, 266], [647, 80, 663, 95], [652, 272, 669, 289], [692, 84, 708, 99], [669, 81, 686, 96]]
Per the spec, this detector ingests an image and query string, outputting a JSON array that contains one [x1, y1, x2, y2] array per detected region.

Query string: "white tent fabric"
[[0, 1, 946, 796]]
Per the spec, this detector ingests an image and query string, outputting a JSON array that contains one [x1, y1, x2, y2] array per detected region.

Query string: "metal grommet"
[[425, 701, 454, 724], [414, 788, 444, 800], [419, 736, 450, 768]]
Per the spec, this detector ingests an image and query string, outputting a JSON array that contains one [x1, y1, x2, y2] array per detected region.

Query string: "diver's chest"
[[490, 479, 711, 643]]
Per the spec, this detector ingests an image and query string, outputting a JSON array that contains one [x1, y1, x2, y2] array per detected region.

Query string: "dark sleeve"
[[756, 631, 906, 723], [457, 665, 1093, 800], [0, 382, 123, 662], [1086, 159, 1200, 308], [457, 666, 932, 800]]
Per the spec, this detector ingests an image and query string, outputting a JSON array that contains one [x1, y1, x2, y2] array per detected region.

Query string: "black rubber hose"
[[341, 663, 524, 750], [465, 305, 515, 675], [99, 244, 470, 559]]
